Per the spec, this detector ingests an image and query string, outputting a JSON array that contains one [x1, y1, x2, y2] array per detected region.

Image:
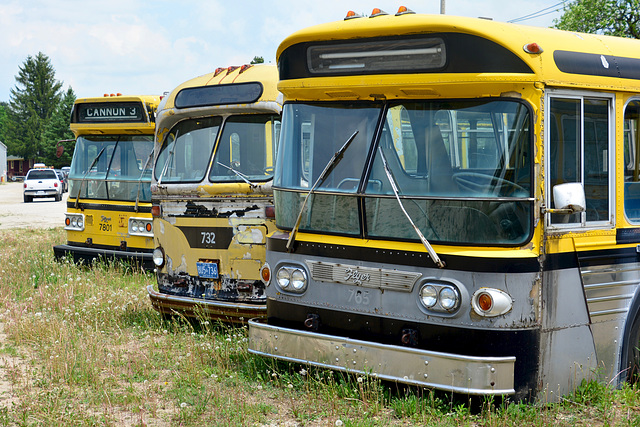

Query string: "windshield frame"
[[273, 98, 535, 247]]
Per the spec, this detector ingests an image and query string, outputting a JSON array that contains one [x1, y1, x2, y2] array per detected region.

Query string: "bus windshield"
[[209, 114, 280, 183], [155, 116, 221, 183], [69, 135, 154, 202], [274, 99, 532, 245]]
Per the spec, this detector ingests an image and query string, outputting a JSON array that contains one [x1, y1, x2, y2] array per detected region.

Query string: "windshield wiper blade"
[[216, 162, 255, 188], [134, 151, 154, 212], [75, 146, 106, 209], [286, 130, 359, 252], [378, 147, 445, 268]]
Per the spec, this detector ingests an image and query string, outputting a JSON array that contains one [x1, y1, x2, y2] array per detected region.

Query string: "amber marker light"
[[477, 292, 493, 312], [472, 288, 513, 317], [265, 205, 275, 218], [344, 10, 362, 20], [260, 263, 271, 286], [146, 222, 152, 232], [151, 205, 161, 217], [523, 42, 543, 54], [370, 8, 388, 17], [65, 217, 71, 226], [396, 6, 415, 15]]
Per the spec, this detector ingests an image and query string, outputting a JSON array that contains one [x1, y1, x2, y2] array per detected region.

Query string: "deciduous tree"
[[554, 0, 640, 39]]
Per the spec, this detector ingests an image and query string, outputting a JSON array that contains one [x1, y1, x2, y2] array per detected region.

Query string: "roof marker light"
[[226, 66, 239, 74], [239, 64, 252, 74], [523, 42, 543, 54], [214, 67, 225, 76], [370, 8, 388, 17], [396, 6, 415, 15], [344, 10, 362, 20]]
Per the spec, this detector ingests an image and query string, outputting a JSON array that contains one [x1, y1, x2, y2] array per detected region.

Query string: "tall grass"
[[0, 227, 639, 426]]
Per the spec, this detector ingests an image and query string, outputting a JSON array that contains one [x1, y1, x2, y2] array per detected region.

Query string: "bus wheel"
[[625, 314, 640, 383]]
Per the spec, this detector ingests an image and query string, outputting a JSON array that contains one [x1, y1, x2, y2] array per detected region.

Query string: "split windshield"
[[154, 114, 280, 184], [274, 99, 533, 245], [68, 135, 154, 202]]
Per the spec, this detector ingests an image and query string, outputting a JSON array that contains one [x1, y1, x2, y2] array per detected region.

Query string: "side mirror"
[[547, 182, 586, 215]]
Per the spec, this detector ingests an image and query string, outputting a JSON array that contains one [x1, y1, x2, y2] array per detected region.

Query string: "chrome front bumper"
[[147, 285, 266, 324], [248, 318, 516, 395]]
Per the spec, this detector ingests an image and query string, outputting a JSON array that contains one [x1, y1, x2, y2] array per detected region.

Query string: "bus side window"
[[549, 95, 611, 226], [624, 100, 640, 222]]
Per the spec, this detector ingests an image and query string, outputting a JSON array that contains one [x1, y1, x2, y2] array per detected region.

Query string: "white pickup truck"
[[23, 168, 63, 202]]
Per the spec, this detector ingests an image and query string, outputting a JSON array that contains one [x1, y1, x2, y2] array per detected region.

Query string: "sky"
[[0, 0, 567, 102]]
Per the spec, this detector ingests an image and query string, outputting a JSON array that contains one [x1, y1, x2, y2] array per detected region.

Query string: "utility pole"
[[440, 0, 445, 14]]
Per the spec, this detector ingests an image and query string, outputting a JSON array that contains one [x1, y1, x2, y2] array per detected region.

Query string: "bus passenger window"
[[549, 96, 611, 226], [624, 100, 640, 222]]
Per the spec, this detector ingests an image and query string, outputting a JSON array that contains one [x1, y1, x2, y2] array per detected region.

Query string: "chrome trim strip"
[[589, 307, 629, 317], [586, 294, 634, 304], [248, 319, 515, 395]]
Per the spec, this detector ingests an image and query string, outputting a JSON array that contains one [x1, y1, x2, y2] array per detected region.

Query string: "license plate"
[[36, 191, 45, 195], [196, 262, 219, 279]]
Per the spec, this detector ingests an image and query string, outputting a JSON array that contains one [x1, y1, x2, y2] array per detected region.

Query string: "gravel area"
[[0, 182, 68, 229]]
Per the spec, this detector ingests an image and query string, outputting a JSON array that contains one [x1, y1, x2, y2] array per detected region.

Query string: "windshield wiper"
[[74, 146, 106, 209], [216, 162, 255, 188], [157, 145, 176, 186], [134, 151, 154, 212], [286, 130, 359, 252], [378, 147, 445, 268]]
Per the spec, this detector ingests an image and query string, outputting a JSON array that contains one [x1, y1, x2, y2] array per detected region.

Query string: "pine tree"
[[5, 52, 63, 160], [41, 87, 76, 168], [0, 102, 7, 145]]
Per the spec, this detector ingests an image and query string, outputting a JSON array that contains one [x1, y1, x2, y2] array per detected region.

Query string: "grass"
[[0, 227, 640, 425]]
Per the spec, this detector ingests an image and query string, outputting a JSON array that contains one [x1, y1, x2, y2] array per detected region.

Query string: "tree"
[[0, 102, 7, 145], [5, 52, 63, 160], [41, 87, 76, 168], [553, 0, 640, 39], [251, 56, 265, 64]]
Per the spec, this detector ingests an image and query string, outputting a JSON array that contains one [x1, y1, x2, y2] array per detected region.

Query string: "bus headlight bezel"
[[64, 213, 85, 231], [418, 281, 461, 313], [129, 217, 153, 237], [275, 266, 307, 294], [471, 288, 513, 317]]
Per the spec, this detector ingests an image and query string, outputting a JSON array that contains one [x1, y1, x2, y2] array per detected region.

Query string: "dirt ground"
[[0, 181, 68, 229]]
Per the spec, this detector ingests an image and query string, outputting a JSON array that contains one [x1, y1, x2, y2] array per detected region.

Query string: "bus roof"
[[276, 13, 640, 92], [159, 64, 281, 112]]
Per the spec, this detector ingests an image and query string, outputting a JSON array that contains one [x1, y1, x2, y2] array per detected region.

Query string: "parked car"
[[54, 169, 68, 193], [23, 168, 63, 202]]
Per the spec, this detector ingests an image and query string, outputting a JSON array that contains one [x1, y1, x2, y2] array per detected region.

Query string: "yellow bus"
[[147, 65, 281, 323], [248, 9, 640, 401], [53, 94, 161, 270]]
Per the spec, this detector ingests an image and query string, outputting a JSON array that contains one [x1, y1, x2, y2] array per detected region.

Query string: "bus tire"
[[624, 314, 640, 383]]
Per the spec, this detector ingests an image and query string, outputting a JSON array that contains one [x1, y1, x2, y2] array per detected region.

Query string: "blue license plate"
[[196, 262, 219, 279]]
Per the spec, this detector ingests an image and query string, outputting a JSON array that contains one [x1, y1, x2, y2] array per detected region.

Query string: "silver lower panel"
[[248, 318, 516, 395]]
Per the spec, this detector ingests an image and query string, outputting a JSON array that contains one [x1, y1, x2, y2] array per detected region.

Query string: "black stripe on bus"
[[67, 201, 152, 214], [279, 33, 533, 80], [554, 50, 640, 80], [269, 235, 640, 273]]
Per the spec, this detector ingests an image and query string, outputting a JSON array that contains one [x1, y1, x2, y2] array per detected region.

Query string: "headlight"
[[418, 281, 461, 313], [129, 218, 152, 236], [420, 285, 438, 308], [152, 247, 165, 267], [65, 214, 84, 231], [276, 266, 307, 293], [132, 222, 139, 232], [439, 287, 459, 311], [290, 269, 307, 291], [276, 268, 291, 289]]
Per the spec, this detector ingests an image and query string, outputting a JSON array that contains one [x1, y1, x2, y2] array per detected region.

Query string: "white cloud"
[[0, 0, 563, 101]]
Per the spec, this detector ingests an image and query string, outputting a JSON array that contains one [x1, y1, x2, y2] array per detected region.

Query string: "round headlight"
[[77, 217, 83, 228], [439, 287, 459, 310], [276, 268, 291, 289], [420, 285, 438, 308], [152, 247, 165, 267], [71, 217, 78, 227], [291, 269, 306, 291], [132, 222, 139, 232]]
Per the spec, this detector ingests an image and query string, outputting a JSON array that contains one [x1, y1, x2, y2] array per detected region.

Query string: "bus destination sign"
[[75, 102, 145, 123]]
